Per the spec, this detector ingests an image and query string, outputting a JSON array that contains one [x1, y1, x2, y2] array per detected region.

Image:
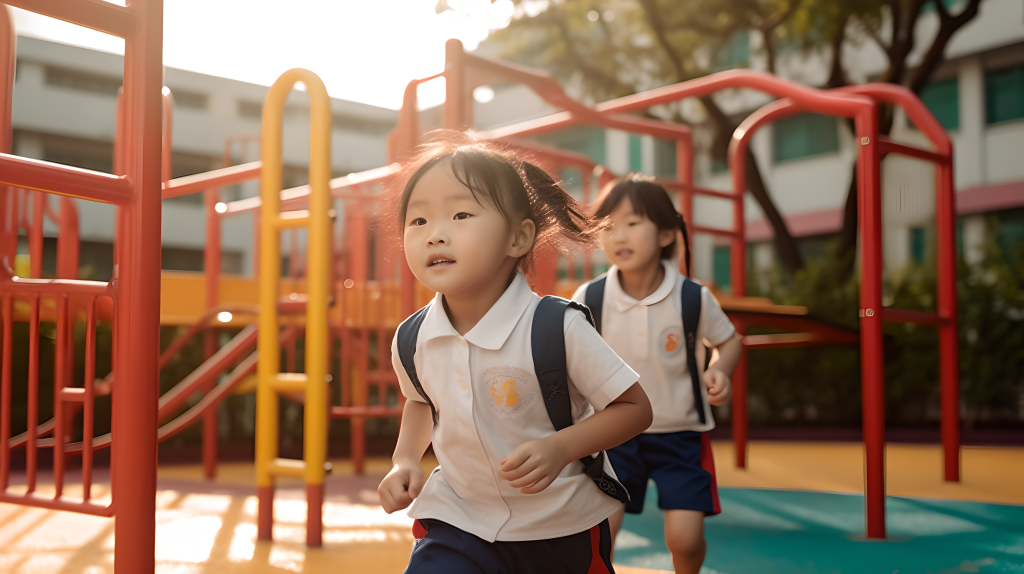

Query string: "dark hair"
[[592, 173, 692, 275], [388, 130, 597, 274]]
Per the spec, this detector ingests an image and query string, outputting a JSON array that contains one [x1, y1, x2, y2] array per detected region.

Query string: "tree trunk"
[[702, 96, 805, 275]]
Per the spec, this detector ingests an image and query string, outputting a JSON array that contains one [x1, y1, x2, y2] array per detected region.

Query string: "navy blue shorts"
[[607, 430, 720, 516], [405, 519, 614, 574]]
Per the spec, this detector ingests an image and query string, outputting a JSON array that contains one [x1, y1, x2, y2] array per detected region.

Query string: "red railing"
[[0, 2, 164, 572]]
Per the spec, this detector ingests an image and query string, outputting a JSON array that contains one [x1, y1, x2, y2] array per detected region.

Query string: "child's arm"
[[498, 381, 652, 494], [378, 399, 433, 513], [704, 334, 742, 406]]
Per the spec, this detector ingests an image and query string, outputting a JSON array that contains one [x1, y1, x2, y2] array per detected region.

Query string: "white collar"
[[418, 273, 535, 351], [605, 260, 677, 313]]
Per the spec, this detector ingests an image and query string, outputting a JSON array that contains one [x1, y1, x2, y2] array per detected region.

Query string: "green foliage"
[[740, 223, 1024, 429]]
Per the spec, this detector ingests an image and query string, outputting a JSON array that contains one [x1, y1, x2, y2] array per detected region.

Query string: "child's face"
[[403, 162, 527, 296], [599, 198, 675, 274]]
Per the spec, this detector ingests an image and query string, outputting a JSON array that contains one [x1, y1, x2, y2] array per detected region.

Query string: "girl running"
[[378, 132, 653, 574], [572, 175, 741, 574]]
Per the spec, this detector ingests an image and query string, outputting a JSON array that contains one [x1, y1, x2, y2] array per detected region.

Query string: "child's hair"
[[592, 173, 692, 274], [388, 130, 597, 275]]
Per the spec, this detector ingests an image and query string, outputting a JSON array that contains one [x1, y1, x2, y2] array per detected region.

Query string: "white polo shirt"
[[571, 261, 736, 434], [392, 273, 639, 542]]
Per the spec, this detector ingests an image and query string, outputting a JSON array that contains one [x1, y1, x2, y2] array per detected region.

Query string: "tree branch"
[[908, 0, 983, 94], [636, 0, 688, 81], [826, 12, 850, 89]]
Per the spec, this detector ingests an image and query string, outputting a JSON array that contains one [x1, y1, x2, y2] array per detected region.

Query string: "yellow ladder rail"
[[254, 68, 332, 548]]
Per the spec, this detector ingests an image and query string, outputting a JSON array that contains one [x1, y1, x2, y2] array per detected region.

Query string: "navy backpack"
[[395, 296, 630, 504]]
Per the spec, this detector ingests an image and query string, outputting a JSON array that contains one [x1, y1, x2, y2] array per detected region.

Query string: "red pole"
[[676, 135, 694, 277], [856, 107, 886, 540], [114, 0, 163, 570], [444, 39, 469, 131], [935, 159, 960, 482]]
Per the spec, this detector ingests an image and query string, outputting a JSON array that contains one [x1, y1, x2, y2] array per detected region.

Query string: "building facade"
[[11, 35, 396, 278]]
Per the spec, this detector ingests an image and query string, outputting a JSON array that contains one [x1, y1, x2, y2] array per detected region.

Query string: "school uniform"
[[571, 261, 735, 515], [393, 272, 639, 573]]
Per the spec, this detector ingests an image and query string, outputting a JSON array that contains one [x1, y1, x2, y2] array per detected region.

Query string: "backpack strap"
[[680, 278, 707, 425], [583, 276, 607, 334], [532, 296, 629, 504], [396, 304, 437, 424]]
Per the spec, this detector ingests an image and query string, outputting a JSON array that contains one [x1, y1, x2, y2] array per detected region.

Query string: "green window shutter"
[[773, 113, 839, 162], [629, 134, 643, 173], [997, 215, 1024, 262], [921, 0, 960, 13], [920, 77, 959, 130], [716, 31, 750, 71], [654, 139, 677, 178], [711, 158, 729, 174], [713, 246, 731, 292], [536, 126, 606, 165], [910, 227, 926, 264], [985, 65, 1024, 125], [955, 222, 963, 255]]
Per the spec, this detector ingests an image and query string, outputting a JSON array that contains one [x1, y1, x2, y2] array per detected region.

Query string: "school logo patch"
[[658, 326, 684, 358], [483, 366, 537, 420]]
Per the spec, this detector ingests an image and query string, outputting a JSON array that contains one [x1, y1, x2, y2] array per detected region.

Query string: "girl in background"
[[573, 174, 741, 574]]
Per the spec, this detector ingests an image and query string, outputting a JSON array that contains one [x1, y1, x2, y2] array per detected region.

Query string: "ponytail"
[[520, 162, 596, 262], [674, 210, 692, 276]]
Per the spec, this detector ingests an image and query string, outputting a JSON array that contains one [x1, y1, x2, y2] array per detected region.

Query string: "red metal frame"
[[382, 39, 960, 541], [0, 2, 163, 572]]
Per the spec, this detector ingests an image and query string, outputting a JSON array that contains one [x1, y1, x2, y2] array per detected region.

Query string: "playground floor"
[[0, 442, 1021, 574]]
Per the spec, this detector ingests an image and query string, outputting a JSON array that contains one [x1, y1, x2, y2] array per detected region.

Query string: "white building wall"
[[10, 36, 396, 276]]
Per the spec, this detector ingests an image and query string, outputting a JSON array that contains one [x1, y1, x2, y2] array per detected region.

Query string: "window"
[[169, 88, 209, 111], [985, 64, 1024, 125], [535, 126, 606, 165], [713, 246, 731, 292], [921, 0, 961, 13], [332, 113, 394, 136], [773, 113, 839, 162], [716, 31, 750, 71], [654, 139, 677, 178], [238, 100, 262, 120], [910, 227, 926, 264], [997, 212, 1024, 262], [920, 77, 959, 130], [711, 158, 729, 174], [44, 65, 121, 97], [629, 134, 643, 173]]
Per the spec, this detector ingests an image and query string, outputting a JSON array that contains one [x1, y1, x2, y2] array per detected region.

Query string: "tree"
[[493, 0, 983, 281]]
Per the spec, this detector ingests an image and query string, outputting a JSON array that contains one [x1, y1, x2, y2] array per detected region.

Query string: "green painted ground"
[[614, 487, 1024, 574]]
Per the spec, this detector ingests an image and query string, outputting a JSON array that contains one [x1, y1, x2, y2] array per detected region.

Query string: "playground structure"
[[0, 1, 961, 570]]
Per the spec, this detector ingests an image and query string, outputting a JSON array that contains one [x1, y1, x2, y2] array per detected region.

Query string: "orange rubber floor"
[[0, 442, 1020, 573]]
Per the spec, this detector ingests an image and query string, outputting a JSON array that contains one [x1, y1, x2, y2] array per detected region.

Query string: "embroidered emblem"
[[664, 333, 679, 352], [483, 366, 537, 420], [658, 327, 684, 359], [491, 379, 520, 407]]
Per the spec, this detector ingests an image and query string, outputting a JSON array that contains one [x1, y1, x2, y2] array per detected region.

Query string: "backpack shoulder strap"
[[583, 276, 607, 335], [531, 296, 629, 504], [396, 304, 437, 424], [680, 278, 707, 425], [531, 296, 576, 431]]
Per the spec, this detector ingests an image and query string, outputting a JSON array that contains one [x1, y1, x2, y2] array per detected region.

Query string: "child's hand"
[[704, 368, 732, 406], [378, 460, 424, 514], [498, 436, 570, 494]]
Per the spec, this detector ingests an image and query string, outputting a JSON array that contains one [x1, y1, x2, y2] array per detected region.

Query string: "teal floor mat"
[[614, 487, 1024, 573]]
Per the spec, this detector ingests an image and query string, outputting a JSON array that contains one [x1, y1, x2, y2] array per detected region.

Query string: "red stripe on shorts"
[[412, 519, 429, 540], [587, 523, 611, 574], [700, 432, 722, 515]]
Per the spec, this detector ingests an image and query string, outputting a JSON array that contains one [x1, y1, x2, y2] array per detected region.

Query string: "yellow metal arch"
[[255, 68, 332, 547]]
